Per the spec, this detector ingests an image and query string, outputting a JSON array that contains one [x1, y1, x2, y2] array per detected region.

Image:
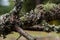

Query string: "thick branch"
[[15, 26, 35, 40]]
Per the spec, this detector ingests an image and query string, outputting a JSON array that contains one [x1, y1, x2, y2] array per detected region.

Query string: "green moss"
[[43, 3, 57, 11], [48, 20, 60, 26]]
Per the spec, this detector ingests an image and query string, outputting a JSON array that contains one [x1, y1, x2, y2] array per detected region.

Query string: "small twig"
[[16, 34, 22, 40]]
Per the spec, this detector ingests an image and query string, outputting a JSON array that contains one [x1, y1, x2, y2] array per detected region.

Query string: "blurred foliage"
[[49, 0, 60, 4], [0, 0, 14, 15], [0, 0, 60, 15], [43, 0, 60, 4], [21, 0, 60, 14], [21, 0, 36, 13]]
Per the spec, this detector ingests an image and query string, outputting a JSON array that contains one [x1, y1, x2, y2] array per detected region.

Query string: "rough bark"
[[22, 25, 44, 31]]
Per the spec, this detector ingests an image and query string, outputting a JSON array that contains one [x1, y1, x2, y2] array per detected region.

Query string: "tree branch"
[[15, 26, 35, 40]]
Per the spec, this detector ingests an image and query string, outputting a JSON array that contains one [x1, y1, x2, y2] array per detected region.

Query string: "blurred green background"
[[0, 0, 14, 15]]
